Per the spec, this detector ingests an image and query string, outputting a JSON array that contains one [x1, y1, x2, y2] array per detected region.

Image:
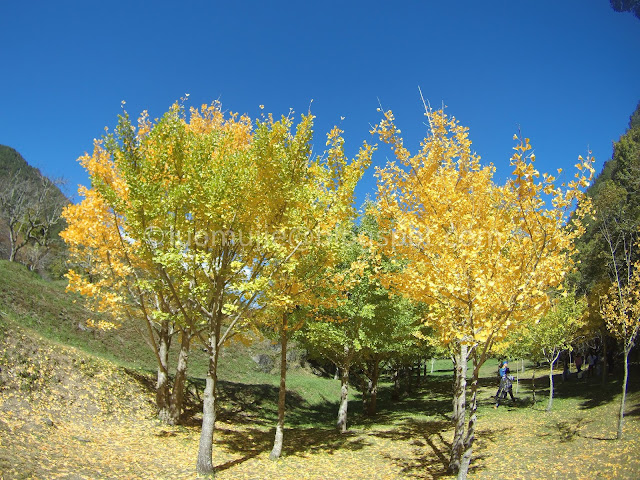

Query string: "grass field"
[[1, 260, 639, 479]]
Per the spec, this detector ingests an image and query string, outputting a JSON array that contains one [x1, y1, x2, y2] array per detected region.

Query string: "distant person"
[[575, 353, 583, 374], [494, 361, 515, 408]]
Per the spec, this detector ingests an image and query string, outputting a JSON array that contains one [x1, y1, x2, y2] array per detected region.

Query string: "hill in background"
[[0, 145, 69, 275]]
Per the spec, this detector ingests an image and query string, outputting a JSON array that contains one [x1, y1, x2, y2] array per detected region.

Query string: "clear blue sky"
[[1, 1, 638, 206]]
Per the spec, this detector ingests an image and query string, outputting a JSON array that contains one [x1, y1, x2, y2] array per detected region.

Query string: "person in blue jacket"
[[494, 360, 515, 408]]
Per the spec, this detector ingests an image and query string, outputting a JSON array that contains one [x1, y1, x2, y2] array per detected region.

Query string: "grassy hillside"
[[0, 260, 350, 426]]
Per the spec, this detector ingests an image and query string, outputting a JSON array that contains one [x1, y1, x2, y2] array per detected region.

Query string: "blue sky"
[[1, 1, 638, 206]]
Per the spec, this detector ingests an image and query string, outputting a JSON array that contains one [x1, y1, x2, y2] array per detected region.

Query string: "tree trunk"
[[367, 358, 380, 416], [532, 369, 536, 404], [360, 373, 369, 414], [448, 343, 468, 475], [337, 363, 350, 433], [270, 315, 288, 460], [156, 323, 171, 423], [196, 324, 220, 475], [430, 357, 435, 374], [617, 348, 630, 440], [391, 367, 400, 400], [167, 329, 191, 425], [406, 365, 413, 393], [416, 360, 421, 385], [547, 359, 555, 412], [8, 228, 19, 262], [601, 339, 608, 386], [458, 358, 480, 479], [451, 355, 458, 421]]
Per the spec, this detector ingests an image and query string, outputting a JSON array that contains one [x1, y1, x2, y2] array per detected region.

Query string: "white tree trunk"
[[270, 318, 288, 460], [337, 365, 350, 433], [196, 328, 220, 475]]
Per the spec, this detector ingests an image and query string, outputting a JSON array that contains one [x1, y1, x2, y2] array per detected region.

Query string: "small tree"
[[510, 290, 587, 411], [600, 234, 640, 439], [298, 228, 378, 433], [263, 168, 370, 459]]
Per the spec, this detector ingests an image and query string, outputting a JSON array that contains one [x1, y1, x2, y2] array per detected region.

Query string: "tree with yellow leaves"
[[599, 231, 640, 440], [262, 125, 372, 459], [63, 100, 372, 475], [62, 103, 198, 427], [371, 103, 594, 479]]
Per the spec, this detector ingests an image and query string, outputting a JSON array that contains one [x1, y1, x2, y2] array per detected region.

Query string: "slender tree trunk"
[[334, 366, 339, 380], [416, 360, 421, 385], [196, 322, 221, 475], [458, 359, 480, 479], [270, 315, 288, 460], [451, 355, 459, 421], [392, 367, 400, 400], [156, 323, 171, 423], [337, 362, 350, 433], [405, 365, 412, 393], [532, 369, 536, 404], [618, 349, 630, 440], [168, 329, 191, 425], [448, 343, 468, 475], [431, 357, 435, 374], [361, 374, 370, 414], [601, 339, 608, 386], [367, 358, 380, 416], [547, 358, 555, 412]]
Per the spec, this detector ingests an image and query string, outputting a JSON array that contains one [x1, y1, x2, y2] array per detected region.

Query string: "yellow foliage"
[[370, 106, 594, 351]]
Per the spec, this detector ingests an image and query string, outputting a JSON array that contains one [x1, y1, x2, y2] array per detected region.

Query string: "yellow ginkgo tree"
[[261, 126, 372, 460], [371, 103, 594, 479], [63, 100, 372, 475], [62, 104, 198, 427]]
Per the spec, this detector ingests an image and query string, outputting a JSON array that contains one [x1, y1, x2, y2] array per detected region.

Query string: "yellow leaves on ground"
[[3, 320, 639, 480]]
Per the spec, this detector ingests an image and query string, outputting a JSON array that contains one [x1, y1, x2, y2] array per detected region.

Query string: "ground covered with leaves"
[[1, 311, 639, 480]]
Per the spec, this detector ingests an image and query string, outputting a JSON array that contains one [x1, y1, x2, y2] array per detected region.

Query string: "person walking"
[[575, 353, 583, 373], [494, 361, 515, 408]]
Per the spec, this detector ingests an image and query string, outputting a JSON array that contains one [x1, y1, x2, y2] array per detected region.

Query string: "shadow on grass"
[[371, 417, 452, 478], [626, 402, 640, 417], [123, 367, 157, 392], [534, 417, 619, 442], [554, 418, 593, 442], [182, 374, 457, 432], [173, 361, 640, 473], [505, 363, 640, 413], [366, 416, 508, 479], [213, 426, 370, 472], [354, 377, 454, 427]]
